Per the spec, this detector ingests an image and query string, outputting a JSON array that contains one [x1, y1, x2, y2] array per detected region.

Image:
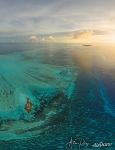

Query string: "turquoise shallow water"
[[0, 43, 115, 149]]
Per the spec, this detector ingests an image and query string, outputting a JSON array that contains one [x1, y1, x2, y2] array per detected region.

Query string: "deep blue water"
[[0, 43, 115, 150]]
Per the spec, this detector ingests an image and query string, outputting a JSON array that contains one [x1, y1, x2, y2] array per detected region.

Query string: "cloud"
[[29, 35, 38, 42], [0, 0, 115, 42], [73, 30, 94, 40], [41, 38, 46, 41], [48, 35, 55, 40]]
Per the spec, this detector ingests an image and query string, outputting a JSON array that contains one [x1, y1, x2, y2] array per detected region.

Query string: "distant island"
[[82, 44, 93, 47]]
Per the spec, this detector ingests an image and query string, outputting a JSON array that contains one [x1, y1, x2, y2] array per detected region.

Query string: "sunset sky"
[[0, 0, 115, 43]]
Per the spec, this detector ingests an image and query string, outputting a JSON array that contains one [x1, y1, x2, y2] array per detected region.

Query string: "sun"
[[104, 34, 115, 43]]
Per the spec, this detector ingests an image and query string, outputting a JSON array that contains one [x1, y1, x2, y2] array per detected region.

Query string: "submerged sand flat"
[[0, 44, 78, 140]]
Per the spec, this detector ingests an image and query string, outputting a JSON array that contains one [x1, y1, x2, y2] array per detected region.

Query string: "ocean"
[[0, 43, 114, 149]]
